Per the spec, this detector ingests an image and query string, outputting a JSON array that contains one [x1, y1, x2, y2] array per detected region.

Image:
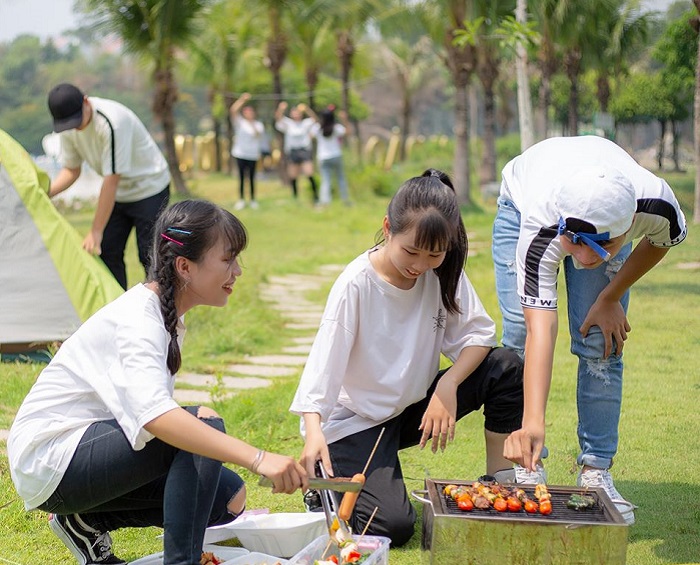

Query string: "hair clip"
[[161, 233, 184, 246], [166, 227, 192, 235]]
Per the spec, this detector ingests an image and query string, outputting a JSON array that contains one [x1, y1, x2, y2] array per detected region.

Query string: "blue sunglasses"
[[557, 217, 611, 262]]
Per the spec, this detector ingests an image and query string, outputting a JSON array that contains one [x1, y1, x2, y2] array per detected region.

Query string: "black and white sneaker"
[[49, 513, 126, 565], [303, 489, 324, 513]]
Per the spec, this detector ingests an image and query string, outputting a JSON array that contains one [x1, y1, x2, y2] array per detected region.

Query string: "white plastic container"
[[288, 535, 391, 565], [221, 551, 290, 564], [227, 513, 327, 558], [130, 544, 249, 565]]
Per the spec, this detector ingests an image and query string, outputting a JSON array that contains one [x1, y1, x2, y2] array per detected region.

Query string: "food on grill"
[[443, 480, 551, 515], [200, 551, 223, 565], [567, 493, 597, 510]]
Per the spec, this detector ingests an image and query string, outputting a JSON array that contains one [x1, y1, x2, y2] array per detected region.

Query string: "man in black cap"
[[47, 83, 171, 289]]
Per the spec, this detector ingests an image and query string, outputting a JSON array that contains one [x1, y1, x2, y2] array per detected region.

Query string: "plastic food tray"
[[226, 513, 327, 558], [288, 535, 391, 565], [221, 551, 290, 565], [130, 544, 249, 564]]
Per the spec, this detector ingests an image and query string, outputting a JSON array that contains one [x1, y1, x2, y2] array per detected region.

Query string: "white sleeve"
[[289, 283, 358, 421], [441, 273, 497, 361], [58, 133, 83, 169], [109, 314, 180, 448]]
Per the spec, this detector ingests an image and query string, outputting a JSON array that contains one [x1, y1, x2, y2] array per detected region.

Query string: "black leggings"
[[328, 347, 524, 546], [236, 158, 257, 200]]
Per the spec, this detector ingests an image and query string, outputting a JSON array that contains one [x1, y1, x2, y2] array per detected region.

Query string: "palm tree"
[[420, 0, 477, 205], [185, 2, 261, 172], [377, 35, 435, 161], [78, 0, 214, 194], [287, 0, 336, 109]]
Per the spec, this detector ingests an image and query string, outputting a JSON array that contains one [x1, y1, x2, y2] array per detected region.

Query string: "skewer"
[[320, 537, 334, 560], [359, 506, 379, 540], [362, 427, 385, 475]]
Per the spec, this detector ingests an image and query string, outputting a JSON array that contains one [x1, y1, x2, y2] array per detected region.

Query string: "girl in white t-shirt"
[[290, 170, 524, 546], [275, 101, 318, 203], [230, 93, 264, 210], [8, 200, 307, 565], [310, 107, 351, 206]]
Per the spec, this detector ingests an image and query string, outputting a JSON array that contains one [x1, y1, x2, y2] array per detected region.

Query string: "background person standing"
[[230, 92, 264, 210], [275, 101, 318, 204], [47, 83, 171, 290]]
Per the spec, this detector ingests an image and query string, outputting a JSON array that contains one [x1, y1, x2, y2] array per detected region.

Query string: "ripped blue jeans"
[[492, 196, 632, 470]]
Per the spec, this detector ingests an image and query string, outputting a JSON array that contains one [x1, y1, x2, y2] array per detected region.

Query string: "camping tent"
[[0, 128, 123, 355]]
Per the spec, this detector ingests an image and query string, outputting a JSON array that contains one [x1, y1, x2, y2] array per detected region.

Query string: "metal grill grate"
[[432, 480, 618, 524]]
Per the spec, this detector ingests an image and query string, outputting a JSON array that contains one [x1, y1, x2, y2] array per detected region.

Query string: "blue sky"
[[0, 0, 681, 44]]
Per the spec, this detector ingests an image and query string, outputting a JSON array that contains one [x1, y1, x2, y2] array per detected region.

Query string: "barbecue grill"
[[412, 479, 628, 565]]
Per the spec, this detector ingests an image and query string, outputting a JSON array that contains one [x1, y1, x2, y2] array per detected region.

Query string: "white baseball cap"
[[555, 165, 637, 239]]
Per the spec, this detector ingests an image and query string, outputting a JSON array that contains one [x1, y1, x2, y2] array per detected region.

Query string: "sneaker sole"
[[49, 515, 88, 565]]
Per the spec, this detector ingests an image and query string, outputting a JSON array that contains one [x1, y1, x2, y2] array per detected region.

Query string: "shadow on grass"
[[627, 480, 700, 564]]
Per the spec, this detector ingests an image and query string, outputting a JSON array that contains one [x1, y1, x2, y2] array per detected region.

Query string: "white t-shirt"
[[500, 135, 688, 310], [310, 123, 346, 161], [231, 115, 264, 160], [58, 97, 170, 203], [8, 284, 182, 509], [289, 250, 497, 444], [275, 116, 314, 153]]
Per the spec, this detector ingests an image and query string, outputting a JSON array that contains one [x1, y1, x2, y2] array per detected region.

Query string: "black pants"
[[236, 158, 257, 200], [328, 347, 523, 546], [101, 186, 170, 289]]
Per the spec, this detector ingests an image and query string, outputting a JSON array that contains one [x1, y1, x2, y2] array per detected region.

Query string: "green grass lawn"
[[1, 161, 699, 564]]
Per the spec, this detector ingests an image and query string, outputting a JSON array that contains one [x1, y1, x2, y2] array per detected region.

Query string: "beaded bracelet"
[[251, 449, 266, 474]]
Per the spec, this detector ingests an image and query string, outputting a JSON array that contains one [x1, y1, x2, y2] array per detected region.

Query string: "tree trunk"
[[564, 48, 581, 137], [224, 93, 235, 175], [536, 34, 555, 140], [400, 75, 411, 162], [672, 120, 681, 172], [337, 30, 355, 117], [213, 117, 222, 172], [306, 67, 319, 110], [453, 80, 472, 206], [515, 0, 535, 150], [480, 78, 497, 183], [153, 65, 187, 195], [658, 119, 666, 170]]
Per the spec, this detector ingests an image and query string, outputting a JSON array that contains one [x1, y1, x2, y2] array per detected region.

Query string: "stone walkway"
[[0, 265, 344, 447], [172, 264, 344, 404]]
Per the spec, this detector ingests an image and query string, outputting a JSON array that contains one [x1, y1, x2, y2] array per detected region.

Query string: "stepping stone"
[[173, 389, 234, 404], [318, 264, 345, 275], [291, 336, 315, 345], [282, 345, 312, 355], [178, 373, 272, 389], [286, 322, 322, 331], [677, 262, 700, 270], [245, 354, 307, 366], [276, 304, 324, 313], [227, 364, 299, 377], [0, 429, 9, 442]]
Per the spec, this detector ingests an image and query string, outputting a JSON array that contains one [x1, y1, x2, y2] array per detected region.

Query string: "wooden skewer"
[[359, 506, 379, 539], [361, 427, 385, 475], [320, 537, 334, 560]]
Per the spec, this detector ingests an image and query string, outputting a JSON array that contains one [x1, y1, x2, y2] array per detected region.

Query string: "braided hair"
[[376, 169, 468, 314], [148, 200, 247, 374]]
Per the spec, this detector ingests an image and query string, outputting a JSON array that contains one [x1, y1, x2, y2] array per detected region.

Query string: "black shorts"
[[288, 147, 312, 164]]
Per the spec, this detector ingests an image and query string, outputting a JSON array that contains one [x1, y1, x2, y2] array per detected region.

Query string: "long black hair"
[[376, 169, 468, 314], [319, 108, 336, 137], [148, 200, 247, 374]]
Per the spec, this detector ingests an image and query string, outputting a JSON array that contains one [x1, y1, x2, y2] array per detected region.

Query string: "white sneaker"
[[493, 463, 547, 485], [234, 200, 246, 211], [577, 468, 636, 525], [249, 200, 260, 210], [514, 463, 547, 484]]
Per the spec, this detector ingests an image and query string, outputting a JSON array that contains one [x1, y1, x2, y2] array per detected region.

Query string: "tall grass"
[[1, 159, 699, 564]]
